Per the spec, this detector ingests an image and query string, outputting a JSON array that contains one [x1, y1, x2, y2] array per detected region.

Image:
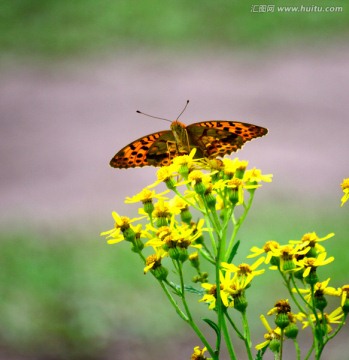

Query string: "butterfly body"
[[110, 120, 268, 169]]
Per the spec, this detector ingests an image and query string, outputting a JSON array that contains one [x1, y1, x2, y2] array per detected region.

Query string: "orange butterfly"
[[110, 105, 268, 169]]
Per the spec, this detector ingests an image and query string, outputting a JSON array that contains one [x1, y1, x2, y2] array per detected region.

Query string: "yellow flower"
[[215, 194, 225, 211], [248, 241, 280, 264], [145, 220, 202, 255], [243, 168, 273, 184], [340, 178, 349, 206], [186, 170, 213, 195], [221, 257, 265, 286], [219, 270, 251, 309], [302, 307, 344, 333], [152, 200, 174, 226], [188, 170, 207, 184], [340, 285, 349, 310], [101, 226, 124, 244], [169, 195, 194, 223], [255, 315, 282, 350], [172, 148, 202, 177], [143, 248, 167, 273], [296, 252, 334, 278], [100, 211, 145, 243], [226, 178, 244, 204], [222, 158, 249, 179], [148, 164, 178, 189], [289, 232, 334, 254], [204, 158, 225, 172], [170, 195, 189, 211], [200, 282, 219, 310], [191, 345, 207, 360], [218, 271, 236, 308], [125, 188, 169, 204], [267, 299, 291, 316], [269, 243, 310, 273], [294, 278, 341, 303], [225, 177, 259, 205]]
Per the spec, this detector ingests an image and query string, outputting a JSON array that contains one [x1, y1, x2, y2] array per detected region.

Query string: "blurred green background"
[[0, 1, 348, 359], [1, 0, 348, 57]]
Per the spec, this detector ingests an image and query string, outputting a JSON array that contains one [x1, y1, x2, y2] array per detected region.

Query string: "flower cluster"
[[101, 150, 347, 360], [251, 232, 348, 359]]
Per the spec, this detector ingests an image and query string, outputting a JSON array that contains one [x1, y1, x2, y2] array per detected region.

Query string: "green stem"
[[172, 188, 202, 212], [303, 341, 315, 360], [279, 328, 284, 360], [225, 192, 255, 260], [159, 281, 188, 321], [203, 213, 218, 256], [177, 261, 217, 359], [287, 275, 308, 314], [215, 234, 224, 357], [293, 339, 301, 360], [310, 284, 323, 359], [225, 311, 244, 339], [241, 311, 253, 360], [202, 198, 221, 235], [221, 312, 237, 360], [199, 243, 216, 264], [317, 313, 347, 360], [214, 229, 237, 359]]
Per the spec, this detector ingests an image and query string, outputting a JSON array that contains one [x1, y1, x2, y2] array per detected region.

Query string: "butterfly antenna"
[[176, 100, 190, 120], [136, 110, 172, 123]]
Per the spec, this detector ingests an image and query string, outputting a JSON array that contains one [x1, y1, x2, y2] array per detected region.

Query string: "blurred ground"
[[1, 45, 349, 230]]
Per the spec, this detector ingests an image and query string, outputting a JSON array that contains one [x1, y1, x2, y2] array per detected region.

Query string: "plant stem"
[[279, 328, 284, 360], [225, 192, 255, 260], [304, 342, 314, 360], [241, 311, 253, 360], [177, 261, 217, 359], [293, 339, 301, 360]]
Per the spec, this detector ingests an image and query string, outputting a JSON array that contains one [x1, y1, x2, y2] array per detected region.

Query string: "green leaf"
[[254, 346, 267, 360], [203, 318, 221, 350], [227, 239, 240, 263]]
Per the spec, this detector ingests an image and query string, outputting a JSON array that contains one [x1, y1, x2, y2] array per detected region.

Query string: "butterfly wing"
[[110, 130, 176, 168], [186, 121, 268, 158]]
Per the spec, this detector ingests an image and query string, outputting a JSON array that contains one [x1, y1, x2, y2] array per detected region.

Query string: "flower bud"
[[189, 252, 200, 269], [314, 296, 327, 311], [305, 270, 319, 285], [294, 269, 304, 280], [204, 191, 216, 210], [275, 313, 289, 329], [234, 294, 248, 312], [123, 227, 136, 242], [235, 168, 246, 180], [342, 298, 349, 314], [156, 217, 168, 228], [168, 248, 180, 260], [269, 339, 280, 353], [228, 188, 239, 205], [178, 164, 189, 179], [131, 237, 144, 253], [194, 182, 206, 195], [178, 248, 189, 262], [143, 201, 154, 216], [282, 259, 296, 272], [270, 256, 280, 267], [180, 209, 192, 224], [285, 323, 298, 339], [153, 266, 168, 281]]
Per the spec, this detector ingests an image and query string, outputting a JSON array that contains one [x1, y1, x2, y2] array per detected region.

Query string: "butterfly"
[[110, 119, 268, 169]]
